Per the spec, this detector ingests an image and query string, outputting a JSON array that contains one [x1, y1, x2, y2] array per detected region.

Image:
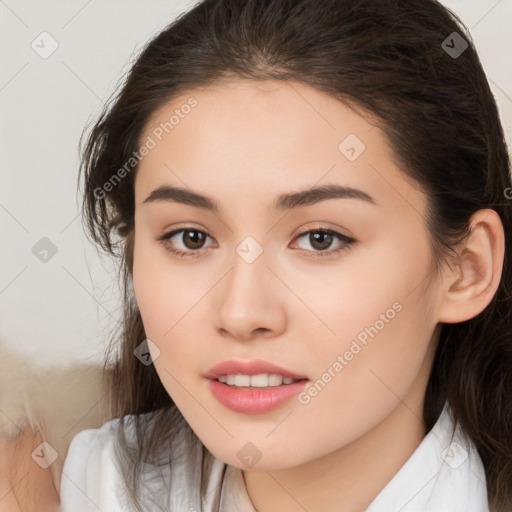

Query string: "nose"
[[214, 245, 287, 342]]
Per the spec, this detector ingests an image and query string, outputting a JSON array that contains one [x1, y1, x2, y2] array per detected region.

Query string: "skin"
[[0, 429, 60, 512], [131, 78, 505, 512]]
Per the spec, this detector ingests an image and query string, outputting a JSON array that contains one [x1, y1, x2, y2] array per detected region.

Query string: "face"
[[132, 78, 443, 470]]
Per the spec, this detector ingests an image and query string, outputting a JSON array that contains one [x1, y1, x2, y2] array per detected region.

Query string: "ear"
[[437, 208, 505, 324]]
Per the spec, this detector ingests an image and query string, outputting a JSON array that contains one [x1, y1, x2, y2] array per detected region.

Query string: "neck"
[[243, 396, 429, 512]]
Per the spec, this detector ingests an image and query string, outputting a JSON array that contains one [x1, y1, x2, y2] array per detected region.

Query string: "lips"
[[208, 378, 308, 414], [205, 359, 309, 381]]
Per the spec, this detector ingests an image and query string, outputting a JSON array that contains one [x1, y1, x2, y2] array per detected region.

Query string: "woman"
[[3, 0, 512, 511]]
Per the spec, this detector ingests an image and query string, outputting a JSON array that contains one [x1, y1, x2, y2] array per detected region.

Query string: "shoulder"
[[59, 415, 136, 512], [366, 403, 489, 512], [59, 409, 221, 512], [62, 416, 122, 470]]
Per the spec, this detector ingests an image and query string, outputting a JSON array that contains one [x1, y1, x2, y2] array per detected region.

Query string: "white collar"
[[219, 403, 489, 512]]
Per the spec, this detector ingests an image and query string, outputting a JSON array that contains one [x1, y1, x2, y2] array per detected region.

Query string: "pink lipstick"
[[206, 359, 309, 414]]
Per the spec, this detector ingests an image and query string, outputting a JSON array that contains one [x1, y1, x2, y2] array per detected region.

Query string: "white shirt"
[[59, 403, 489, 511]]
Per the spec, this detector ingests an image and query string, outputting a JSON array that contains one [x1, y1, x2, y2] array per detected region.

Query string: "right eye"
[[156, 228, 216, 258]]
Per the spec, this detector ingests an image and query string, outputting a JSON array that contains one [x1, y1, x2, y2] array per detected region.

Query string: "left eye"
[[293, 229, 354, 254], [157, 227, 355, 258]]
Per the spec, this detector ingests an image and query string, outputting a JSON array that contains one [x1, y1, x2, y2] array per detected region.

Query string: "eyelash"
[[156, 226, 356, 259]]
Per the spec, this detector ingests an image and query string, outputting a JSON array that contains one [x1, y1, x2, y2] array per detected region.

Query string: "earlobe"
[[437, 209, 505, 324]]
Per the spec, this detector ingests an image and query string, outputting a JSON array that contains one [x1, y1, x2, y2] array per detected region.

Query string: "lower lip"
[[207, 378, 308, 414]]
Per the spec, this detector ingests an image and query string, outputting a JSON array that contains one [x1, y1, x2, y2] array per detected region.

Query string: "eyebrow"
[[142, 183, 377, 211]]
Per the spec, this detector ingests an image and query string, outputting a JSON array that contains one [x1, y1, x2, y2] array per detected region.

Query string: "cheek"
[[301, 245, 435, 419], [132, 235, 209, 394], [305, 302, 433, 414], [133, 232, 199, 338], [288, 230, 432, 348]]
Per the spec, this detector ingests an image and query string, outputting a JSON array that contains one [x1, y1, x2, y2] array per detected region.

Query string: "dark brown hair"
[[78, 0, 512, 510]]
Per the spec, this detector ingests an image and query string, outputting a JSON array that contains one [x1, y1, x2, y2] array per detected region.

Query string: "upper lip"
[[205, 359, 309, 380]]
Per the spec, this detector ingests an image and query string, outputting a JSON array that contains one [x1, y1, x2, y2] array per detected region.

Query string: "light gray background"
[[1, 0, 511, 366]]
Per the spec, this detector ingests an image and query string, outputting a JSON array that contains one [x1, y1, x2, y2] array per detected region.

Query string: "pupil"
[[311, 232, 332, 250], [185, 230, 204, 249]]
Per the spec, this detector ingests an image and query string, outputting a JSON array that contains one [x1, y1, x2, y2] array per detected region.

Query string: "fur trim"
[[0, 343, 111, 494]]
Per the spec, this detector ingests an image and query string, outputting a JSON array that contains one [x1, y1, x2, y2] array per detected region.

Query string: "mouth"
[[205, 360, 309, 414]]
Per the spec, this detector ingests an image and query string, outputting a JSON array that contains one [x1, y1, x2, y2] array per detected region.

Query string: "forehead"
[[134, 78, 425, 216], [142, 78, 379, 152]]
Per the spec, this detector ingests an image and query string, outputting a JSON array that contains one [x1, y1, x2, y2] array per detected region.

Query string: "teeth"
[[217, 374, 298, 387]]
